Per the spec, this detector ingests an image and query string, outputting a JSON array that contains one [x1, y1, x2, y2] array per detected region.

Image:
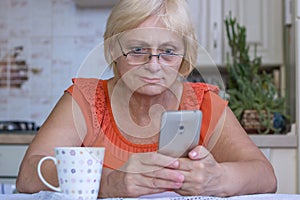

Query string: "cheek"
[[164, 64, 181, 76], [115, 58, 130, 76], [116, 65, 140, 87], [162, 67, 180, 85]]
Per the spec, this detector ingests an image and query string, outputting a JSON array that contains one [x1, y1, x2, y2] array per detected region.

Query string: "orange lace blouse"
[[66, 78, 227, 169]]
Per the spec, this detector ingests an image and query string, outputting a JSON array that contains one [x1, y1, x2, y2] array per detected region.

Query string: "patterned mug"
[[37, 147, 105, 200]]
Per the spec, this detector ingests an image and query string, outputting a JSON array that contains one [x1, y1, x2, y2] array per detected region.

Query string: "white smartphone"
[[158, 110, 202, 158]]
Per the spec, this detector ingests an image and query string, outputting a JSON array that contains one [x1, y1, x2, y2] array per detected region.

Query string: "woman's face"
[[112, 15, 185, 96]]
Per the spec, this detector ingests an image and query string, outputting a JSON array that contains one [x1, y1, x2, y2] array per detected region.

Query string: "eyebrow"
[[159, 42, 183, 49], [122, 39, 183, 49], [122, 40, 150, 46]]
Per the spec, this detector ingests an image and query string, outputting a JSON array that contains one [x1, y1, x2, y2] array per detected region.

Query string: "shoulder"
[[184, 82, 220, 94], [182, 82, 228, 113], [181, 82, 224, 110], [71, 78, 104, 89], [182, 82, 222, 103], [66, 78, 105, 95], [65, 78, 107, 106]]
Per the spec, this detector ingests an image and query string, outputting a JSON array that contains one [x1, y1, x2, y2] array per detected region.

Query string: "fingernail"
[[190, 151, 197, 158], [175, 182, 183, 188], [172, 160, 179, 168], [178, 174, 184, 182]]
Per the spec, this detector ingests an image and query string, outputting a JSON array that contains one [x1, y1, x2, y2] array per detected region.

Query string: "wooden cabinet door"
[[187, 0, 223, 66], [0, 145, 27, 177], [223, 0, 283, 65]]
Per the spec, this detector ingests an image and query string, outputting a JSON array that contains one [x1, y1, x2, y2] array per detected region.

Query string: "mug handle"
[[37, 156, 61, 192]]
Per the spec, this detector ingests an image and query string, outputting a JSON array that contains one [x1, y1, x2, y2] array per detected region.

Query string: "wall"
[[0, 0, 111, 126]]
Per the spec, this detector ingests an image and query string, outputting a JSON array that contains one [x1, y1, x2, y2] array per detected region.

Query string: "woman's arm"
[[209, 107, 277, 196], [16, 93, 86, 193], [211, 107, 277, 196], [175, 107, 277, 196]]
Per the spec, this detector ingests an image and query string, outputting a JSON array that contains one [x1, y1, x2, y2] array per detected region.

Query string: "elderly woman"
[[16, 0, 277, 198]]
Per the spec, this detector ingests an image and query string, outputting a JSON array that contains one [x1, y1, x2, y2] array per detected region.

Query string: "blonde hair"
[[104, 0, 197, 77]]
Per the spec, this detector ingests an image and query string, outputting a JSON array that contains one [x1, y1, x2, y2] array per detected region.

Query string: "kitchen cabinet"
[[224, 0, 283, 65], [251, 129, 298, 194], [0, 132, 35, 189], [0, 145, 28, 184], [0, 132, 34, 188], [187, 0, 283, 66], [72, 0, 118, 8], [187, 0, 223, 66], [275, 147, 298, 194], [261, 147, 297, 194], [295, 0, 300, 194]]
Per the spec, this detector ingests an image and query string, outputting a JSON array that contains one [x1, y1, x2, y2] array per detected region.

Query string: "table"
[[1, 191, 300, 200]]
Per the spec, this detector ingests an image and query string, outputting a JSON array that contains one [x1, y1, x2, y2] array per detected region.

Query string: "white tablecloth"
[[1, 191, 300, 200]]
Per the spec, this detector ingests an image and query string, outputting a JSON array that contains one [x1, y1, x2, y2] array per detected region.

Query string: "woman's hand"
[[174, 145, 224, 196], [101, 152, 185, 197]]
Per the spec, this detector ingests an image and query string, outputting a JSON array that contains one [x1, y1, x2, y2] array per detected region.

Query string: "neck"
[[108, 78, 183, 126]]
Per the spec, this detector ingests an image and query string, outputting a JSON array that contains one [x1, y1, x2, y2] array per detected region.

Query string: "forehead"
[[138, 14, 166, 29], [122, 14, 182, 45], [119, 27, 184, 47]]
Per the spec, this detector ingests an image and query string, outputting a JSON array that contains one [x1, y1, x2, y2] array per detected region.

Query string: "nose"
[[147, 54, 160, 64], [145, 54, 161, 72]]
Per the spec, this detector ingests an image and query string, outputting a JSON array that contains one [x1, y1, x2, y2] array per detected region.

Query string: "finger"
[[126, 183, 167, 197], [188, 145, 211, 160], [140, 152, 179, 169], [133, 187, 166, 197], [123, 153, 179, 174], [138, 175, 183, 190], [173, 179, 202, 196], [143, 168, 185, 183], [177, 155, 211, 171], [121, 173, 169, 197]]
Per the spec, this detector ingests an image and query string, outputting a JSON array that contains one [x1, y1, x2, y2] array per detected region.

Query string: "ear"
[[179, 59, 193, 77]]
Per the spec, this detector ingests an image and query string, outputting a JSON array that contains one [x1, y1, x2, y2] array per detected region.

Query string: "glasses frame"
[[117, 38, 184, 66]]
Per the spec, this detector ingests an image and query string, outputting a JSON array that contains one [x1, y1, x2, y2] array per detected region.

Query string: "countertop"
[[0, 128, 297, 148], [249, 123, 297, 148], [0, 131, 36, 144]]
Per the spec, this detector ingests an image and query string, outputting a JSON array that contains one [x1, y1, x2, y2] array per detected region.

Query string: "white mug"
[[37, 147, 105, 200]]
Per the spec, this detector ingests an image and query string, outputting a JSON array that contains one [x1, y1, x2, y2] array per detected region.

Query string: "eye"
[[163, 48, 175, 54], [130, 47, 148, 53], [132, 47, 142, 52]]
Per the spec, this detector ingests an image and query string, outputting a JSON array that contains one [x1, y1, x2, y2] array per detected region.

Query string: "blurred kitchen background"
[[0, 0, 295, 127], [0, 0, 299, 195], [0, 0, 113, 126]]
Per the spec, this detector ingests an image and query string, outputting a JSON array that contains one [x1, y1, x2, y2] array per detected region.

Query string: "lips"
[[140, 77, 161, 84]]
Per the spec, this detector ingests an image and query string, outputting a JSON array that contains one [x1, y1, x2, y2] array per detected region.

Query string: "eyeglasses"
[[117, 39, 184, 66]]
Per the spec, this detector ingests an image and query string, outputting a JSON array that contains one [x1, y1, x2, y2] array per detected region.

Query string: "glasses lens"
[[126, 53, 183, 65], [160, 54, 183, 65], [127, 53, 149, 65]]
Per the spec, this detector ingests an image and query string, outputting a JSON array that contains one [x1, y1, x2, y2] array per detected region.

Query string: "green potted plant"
[[224, 13, 287, 134]]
